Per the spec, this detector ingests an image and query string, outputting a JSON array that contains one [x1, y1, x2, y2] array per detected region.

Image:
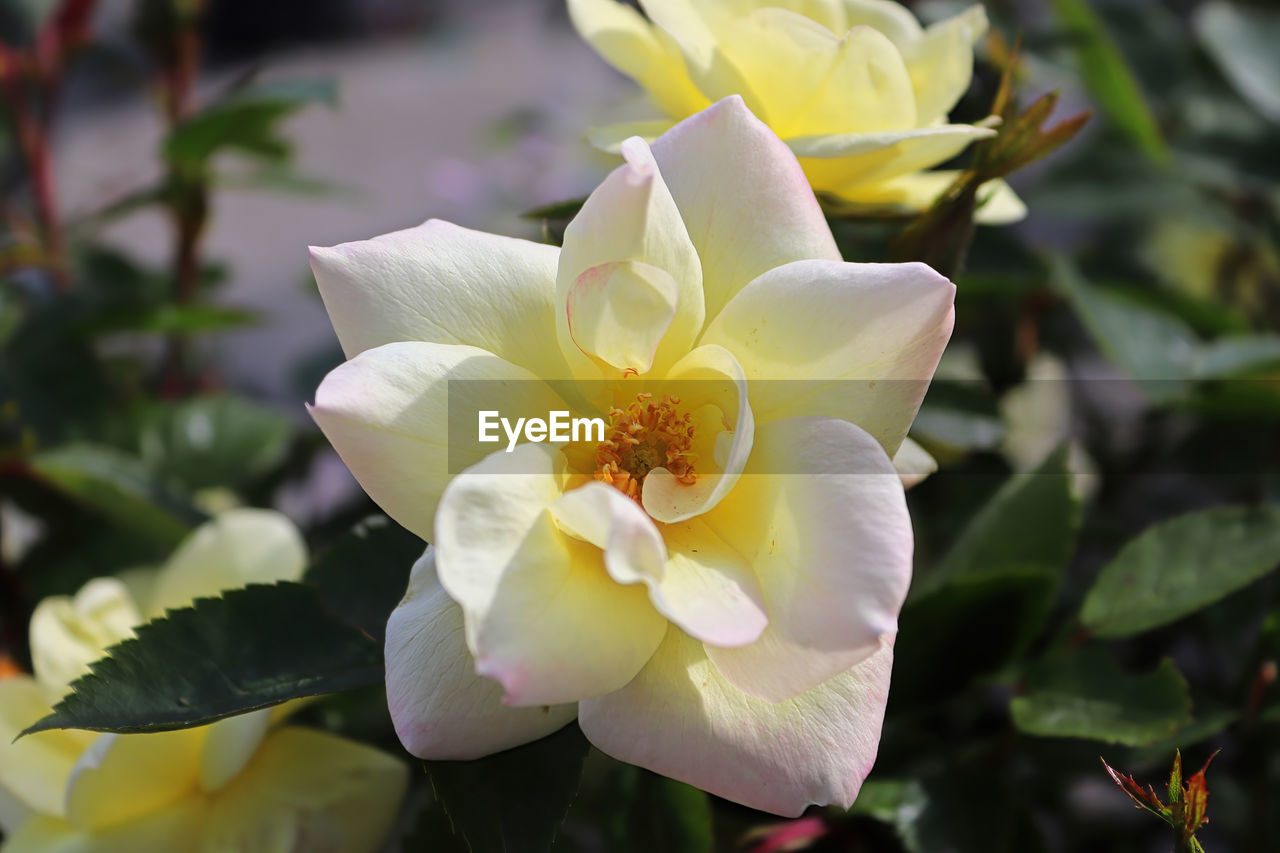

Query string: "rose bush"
[[568, 0, 1024, 222], [309, 96, 954, 815], [0, 510, 408, 852]]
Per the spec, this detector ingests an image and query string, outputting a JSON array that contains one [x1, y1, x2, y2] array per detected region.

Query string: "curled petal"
[[0, 677, 94, 821], [580, 630, 896, 816], [435, 444, 666, 706], [702, 417, 911, 701], [29, 579, 140, 704], [892, 437, 938, 489], [386, 548, 577, 760]]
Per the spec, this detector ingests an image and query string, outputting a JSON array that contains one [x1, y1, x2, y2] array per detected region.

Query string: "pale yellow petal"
[[892, 436, 938, 488], [792, 124, 994, 195], [0, 676, 94, 820], [198, 710, 273, 794], [201, 728, 406, 853], [29, 579, 140, 704], [2, 799, 205, 853], [64, 728, 204, 832], [147, 509, 307, 618], [568, 0, 709, 117], [900, 5, 987, 124]]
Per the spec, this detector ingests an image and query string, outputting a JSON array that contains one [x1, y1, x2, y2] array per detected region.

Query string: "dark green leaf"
[[521, 198, 587, 221], [1050, 0, 1169, 163], [1080, 506, 1280, 638], [21, 582, 384, 735], [1194, 1, 1280, 123], [305, 515, 423, 641], [847, 779, 928, 853], [137, 394, 293, 491], [28, 444, 204, 548], [425, 723, 591, 853], [927, 447, 1079, 588], [86, 304, 259, 336], [598, 764, 713, 853], [893, 566, 1059, 710], [1011, 648, 1192, 745]]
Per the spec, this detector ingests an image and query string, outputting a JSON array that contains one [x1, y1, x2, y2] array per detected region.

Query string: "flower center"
[[594, 392, 697, 501]]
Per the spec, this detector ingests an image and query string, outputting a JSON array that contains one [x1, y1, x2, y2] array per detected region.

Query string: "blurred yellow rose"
[[569, 0, 1024, 223], [0, 509, 408, 853]]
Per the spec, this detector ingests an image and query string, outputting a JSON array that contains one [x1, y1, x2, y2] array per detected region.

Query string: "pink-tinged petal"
[[551, 482, 767, 647], [557, 138, 704, 378], [435, 444, 667, 706], [700, 258, 954, 455], [386, 548, 577, 760], [649, 96, 840, 322], [310, 219, 571, 380], [701, 417, 911, 700], [310, 341, 568, 540], [580, 630, 896, 817], [202, 727, 407, 853]]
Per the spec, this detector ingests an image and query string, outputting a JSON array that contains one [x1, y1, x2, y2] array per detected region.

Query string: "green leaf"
[[1051, 255, 1197, 398], [929, 447, 1080, 587], [1011, 648, 1192, 745], [521, 197, 588, 221], [1081, 506, 1280, 638], [599, 765, 713, 853], [28, 444, 204, 548], [1050, 0, 1169, 163], [304, 515, 423, 641], [848, 779, 928, 853], [425, 723, 591, 853], [164, 78, 337, 167], [21, 582, 384, 735], [1192, 335, 1280, 379], [87, 304, 259, 336], [137, 394, 293, 491], [1194, 1, 1280, 124], [893, 566, 1059, 710]]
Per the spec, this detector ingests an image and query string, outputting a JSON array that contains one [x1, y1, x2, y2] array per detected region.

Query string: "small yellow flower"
[[0, 510, 408, 853], [569, 0, 1024, 222]]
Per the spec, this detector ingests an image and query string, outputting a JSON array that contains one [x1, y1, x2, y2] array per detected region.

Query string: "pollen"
[[594, 392, 697, 502]]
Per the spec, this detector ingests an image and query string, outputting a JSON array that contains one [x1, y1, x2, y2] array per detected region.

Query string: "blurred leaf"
[[599, 765, 713, 853], [847, 779, 928, 853], [894, 566, 1058, 710], [521, 197, 587, 222], [1195, 1, 1280, 124], [86, 303, 259, 336], [928, 447, 1079, 587], [1192, 335, 1280, 379], [910, 405, 1005, 453], [165, 78, 337, 167], [1011, 648, 1192, 745], [21, 582, 384, 735], [28, 444, 203, 548], [304, 515, 423, 642], [137, 394, 292, 491], [1081, 506, 1280, 638], [1052, 255, 1197, 396], [425, 723, 591, 853], [1050, 0, 1169, 163]]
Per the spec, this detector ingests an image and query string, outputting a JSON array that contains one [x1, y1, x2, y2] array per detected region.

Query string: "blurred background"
[[0, 0, 1277, 850]]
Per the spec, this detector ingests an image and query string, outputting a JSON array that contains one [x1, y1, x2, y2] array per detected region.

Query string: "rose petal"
[[700, 258, 954, 455], [790, 123, 995, 192], [386, 548, 577, 760], [557, 138, 704, 378], [568, 0, 710, 117], [310, 341, 568, 540], [0, 677, 94, 820], [551, 482, 767, 647], [701, 417, 911, 701], [650, 95, 840, 322], [197, 710, 273, 794], [580, 630, 895, 817], [2, 800, 204, 852], [892, 436, 938, 489], [900, 5, 987, 124], [435, 444, 667, 706], [201, 727, 407, 853], [28, 579, 140, 704], [146, 509, 307, 618], [64, 729, 205, 832], [310, 219, 571, 380]]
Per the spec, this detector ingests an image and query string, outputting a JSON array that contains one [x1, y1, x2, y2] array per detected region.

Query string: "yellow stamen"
[[594, 392, 697, 502]]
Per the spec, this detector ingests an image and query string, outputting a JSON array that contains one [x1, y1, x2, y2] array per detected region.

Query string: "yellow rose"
[[0, 510, 408, 853], [569, 0, 1024, 222]]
